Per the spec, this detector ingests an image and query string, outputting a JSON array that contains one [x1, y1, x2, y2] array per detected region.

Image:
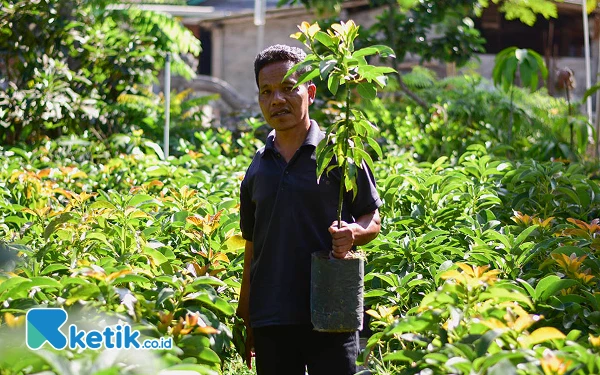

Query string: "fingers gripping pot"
[[310, 251, 364, 332]]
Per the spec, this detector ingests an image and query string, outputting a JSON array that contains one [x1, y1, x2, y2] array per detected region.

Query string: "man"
[[237, 44, 382, 375]]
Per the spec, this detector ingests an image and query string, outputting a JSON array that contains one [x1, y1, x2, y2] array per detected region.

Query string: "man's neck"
[[274, 122, 311, 162]]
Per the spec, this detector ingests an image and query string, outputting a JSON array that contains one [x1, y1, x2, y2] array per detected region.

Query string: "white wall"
[[213, 14, 310, 103]]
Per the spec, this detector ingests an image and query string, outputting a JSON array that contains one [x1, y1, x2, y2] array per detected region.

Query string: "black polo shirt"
[[240, 120, 382, 328]]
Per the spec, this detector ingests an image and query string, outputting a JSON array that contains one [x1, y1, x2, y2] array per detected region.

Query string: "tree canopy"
[[0, 0, 200, 145]]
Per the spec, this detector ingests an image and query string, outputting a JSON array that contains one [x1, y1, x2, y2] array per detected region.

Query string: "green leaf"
[[366, 137, 382, 159], [519, 58, 535, 91], [480, 287, 533, 308], [143, 247, 168, 265], [353, 45, 396, 59], [371, 273, 396, 287], [296, 68, 320, 86], [7, 147, 32, 161], [516, 278, 535, 298], [327, 73, 340, 95], [283, 55, 318, 82], [85, 232, 114, 251], [319, 59, 337, 79], [534, 275, 578, 302], [484, 230, 511, 250], [386, 315, 434, 335], [156, 276, 179, 287], [316, 144, 335, 180], [146, 165, 170, 177], [359, 66, 396, 82], [364, 289, 387, 300], [353, 148, 375, 176], [502, 56, 518, 92], [128, 194, 158, 207], [420, 230, 447, 244], [89, 200, 117, 211], [156, 288, 175, 307], [476, 329, 503, 357], [61, 277, 90, 287], [193, 293, 235, 316], [0, 276, 29, 297], [528, 48, 548, 79], [397, 0, 419, 10], [556, 187, 580, 204], [550, 246, 588, 258], [383, 350, 424, 362], [476, 351, 527, 374], [44, 212, 74, 240], [4, 277, 63, 299], [197, 347, 221, 365], [112, 274, 150, 284], [65, 283, 101, 304], [357, 82, 377, 100], [190, 276, 227, 288], [314, 31, 335, 49], [583, 82, 600, 102], [514, 225, 538, 246], [40, 264, 70, 275], [28, 277, 63, 289]]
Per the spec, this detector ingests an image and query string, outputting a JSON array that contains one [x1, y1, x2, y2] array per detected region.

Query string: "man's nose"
[[272, 90, 285, 104]]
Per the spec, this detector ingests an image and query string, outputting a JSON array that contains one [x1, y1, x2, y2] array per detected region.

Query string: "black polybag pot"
[[310, 250, 364, 332]]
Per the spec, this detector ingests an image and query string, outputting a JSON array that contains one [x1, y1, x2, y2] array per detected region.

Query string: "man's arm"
[[329, 209, 381, 259], [237, 240, 253, 321], [236, 240, 254, 368]]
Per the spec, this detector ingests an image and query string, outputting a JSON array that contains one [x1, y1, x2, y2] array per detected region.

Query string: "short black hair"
[[254, 44, 309, 87]]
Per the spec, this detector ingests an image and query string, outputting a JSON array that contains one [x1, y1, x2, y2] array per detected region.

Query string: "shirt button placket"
[[282, 168, 289, 191], [276, 153, 284, 190]]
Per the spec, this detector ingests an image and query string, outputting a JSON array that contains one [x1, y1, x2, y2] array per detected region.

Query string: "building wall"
[[476, 54, 588, 100], [210, 13, 311, 103]]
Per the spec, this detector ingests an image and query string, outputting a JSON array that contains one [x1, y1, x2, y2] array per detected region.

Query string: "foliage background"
[[0, 0, 200, 145]]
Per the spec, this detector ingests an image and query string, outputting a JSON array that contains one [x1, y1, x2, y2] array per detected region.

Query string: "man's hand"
[[244, 326, 254, 369], [236, 306, 254, 369], [328, 221, 354, 259], [328, 211, 381, 259]]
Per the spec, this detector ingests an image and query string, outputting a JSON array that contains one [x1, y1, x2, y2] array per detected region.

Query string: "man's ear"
[[307, 83, 316, 104]]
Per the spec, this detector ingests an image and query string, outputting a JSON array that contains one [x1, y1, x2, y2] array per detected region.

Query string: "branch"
[[396, 72, 429, 110]]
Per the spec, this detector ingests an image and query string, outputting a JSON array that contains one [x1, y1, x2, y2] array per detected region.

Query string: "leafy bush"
[[359, 144, 600, 374], [0, 0, 200, 145], [0, 130, 253, 374], [363, 72, 591, 162]]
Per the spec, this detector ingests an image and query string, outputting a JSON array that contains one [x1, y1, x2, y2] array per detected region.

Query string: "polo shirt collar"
[[263, 120, 323, 157]]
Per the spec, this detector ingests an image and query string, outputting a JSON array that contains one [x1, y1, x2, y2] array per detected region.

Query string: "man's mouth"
[[271, 109, 290, 117]]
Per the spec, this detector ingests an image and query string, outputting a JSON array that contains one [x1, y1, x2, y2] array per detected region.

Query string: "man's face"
[[258, 61, 316, 132]]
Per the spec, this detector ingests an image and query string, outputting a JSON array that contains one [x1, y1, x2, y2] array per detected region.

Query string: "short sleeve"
[[240, 178, 255, 241], [348, 162, 382, 219]]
